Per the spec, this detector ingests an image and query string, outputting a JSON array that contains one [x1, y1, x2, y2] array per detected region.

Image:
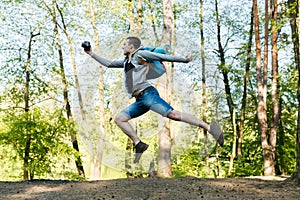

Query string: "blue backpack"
[[135, 45, 171, 79]]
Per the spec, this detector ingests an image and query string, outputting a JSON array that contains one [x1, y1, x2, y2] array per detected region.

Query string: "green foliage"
[[0, 108, 79, 180], [233, 136, 264, 177], [172, 140, 224, 178], [0, 144, 23, 181], [275, 99, 297, 175], [172, 146, 204, 177], [276, 129, 297, 175]]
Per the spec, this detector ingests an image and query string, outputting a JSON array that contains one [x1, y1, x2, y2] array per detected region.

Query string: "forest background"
[[0, 0, 300, 185]]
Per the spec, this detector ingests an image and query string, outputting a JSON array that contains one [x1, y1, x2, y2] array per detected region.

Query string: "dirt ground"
[[1, 176, 300, 200]]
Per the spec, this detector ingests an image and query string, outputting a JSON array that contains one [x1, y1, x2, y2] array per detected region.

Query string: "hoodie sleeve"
[[137, 50, 190, 63], [91, 53, 124, 68]]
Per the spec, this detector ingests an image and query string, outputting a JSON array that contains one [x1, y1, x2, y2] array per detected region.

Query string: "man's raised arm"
[[137, 50, 192, 63], [85, 47, 123, 68]]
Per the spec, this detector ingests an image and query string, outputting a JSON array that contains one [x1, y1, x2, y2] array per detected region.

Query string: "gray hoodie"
[[91, 47, 189, 98]]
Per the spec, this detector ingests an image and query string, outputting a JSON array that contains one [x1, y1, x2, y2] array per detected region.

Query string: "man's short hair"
[[126, 36, 141, 49]]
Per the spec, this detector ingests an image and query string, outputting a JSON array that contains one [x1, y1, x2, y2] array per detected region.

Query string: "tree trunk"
[[228, 107, 237, 176], [171, 0, 177, 135], [253, 0, 273, 176], [128, 0, 135, 35], [145, 0, 159, 43], [137, 0, 142, 36], [214, 0, 237, 174], [214, 0, 234, 119], [238, 4, 254, 159], [270, 0, 279, 175], [23, 32, 39, 180], [157, 0, 173, 177], [199, 0, 209, 158], [124, 0, 135, 176], [48, 0, 86, 179], [263, 0, 269, 107], [56, 2, 85, 178], [263, 0, 275, 176], [89, 0, 105, 180], [23, 55, 30, 180], [288, 0, 300, 185]]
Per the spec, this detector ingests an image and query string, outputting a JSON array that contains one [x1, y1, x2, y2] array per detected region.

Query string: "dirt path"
[[1, 176, 299, 200]]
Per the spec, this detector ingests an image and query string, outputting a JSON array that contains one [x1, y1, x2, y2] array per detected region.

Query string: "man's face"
[[123, 39, 134, 56]]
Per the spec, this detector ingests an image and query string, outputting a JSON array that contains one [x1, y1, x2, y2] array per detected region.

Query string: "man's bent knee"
[[114, 112, 130, 124]]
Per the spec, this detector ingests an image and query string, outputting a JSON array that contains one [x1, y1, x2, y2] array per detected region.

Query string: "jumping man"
[[84, 36, 224, 163]]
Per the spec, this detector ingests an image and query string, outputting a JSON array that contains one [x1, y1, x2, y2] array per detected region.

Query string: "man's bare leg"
[[114, 112, 149, 163], [167, 110, 224, 146], [167, 110, 209, 129], [114, 113, 140, 145]]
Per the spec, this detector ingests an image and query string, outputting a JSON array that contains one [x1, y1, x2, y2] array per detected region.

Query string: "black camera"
[[81, 41, 91, 51]]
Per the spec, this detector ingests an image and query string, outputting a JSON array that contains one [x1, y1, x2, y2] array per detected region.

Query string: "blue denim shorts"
[[121, 86, 174, 119]]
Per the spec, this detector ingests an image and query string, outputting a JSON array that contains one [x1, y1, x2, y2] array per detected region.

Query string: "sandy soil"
[[1, 176, 300, 200]]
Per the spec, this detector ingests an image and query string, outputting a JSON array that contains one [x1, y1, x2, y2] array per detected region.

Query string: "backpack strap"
[[135, 52, 147, 65]]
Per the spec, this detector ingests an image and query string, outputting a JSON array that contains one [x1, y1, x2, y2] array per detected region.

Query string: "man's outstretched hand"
[[85, 47, 93, 56], [82, 41, 93, 55]]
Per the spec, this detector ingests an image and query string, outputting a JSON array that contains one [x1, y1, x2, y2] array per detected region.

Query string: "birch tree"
[[157, 0, 173, 177], [199, 0, 209, 159], [213, 0, 236, 176], [47, 0, 85, 177], [23, 32, 40, 180], [238, 4, 254, 159], [55, 1, 85, 178], [85, 0, 105, 180]]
